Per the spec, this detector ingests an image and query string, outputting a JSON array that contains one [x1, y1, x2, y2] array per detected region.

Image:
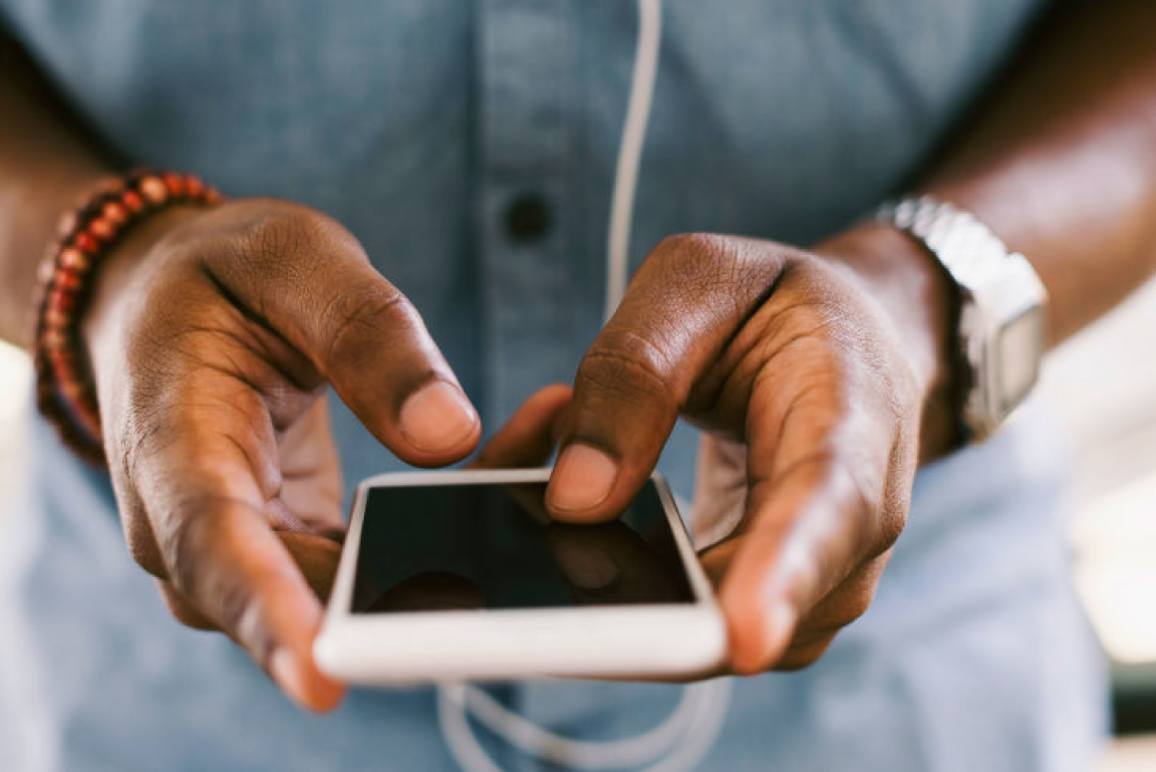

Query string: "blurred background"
[[0, 277, 1153, 769], [1039, 275, 1156, 770]]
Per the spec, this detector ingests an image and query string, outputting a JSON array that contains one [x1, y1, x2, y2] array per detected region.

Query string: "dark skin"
[[2, 1, 1156, 710]]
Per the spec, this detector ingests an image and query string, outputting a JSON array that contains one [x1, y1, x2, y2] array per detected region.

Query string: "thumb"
[[203, 201, 481, 466]]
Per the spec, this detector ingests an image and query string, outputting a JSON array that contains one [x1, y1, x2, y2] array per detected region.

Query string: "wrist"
[[34, 170, 221, 462], [0, 167, 110, 348], [813, 221, 962, 461]]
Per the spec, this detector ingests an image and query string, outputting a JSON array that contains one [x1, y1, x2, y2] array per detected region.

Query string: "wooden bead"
[[102, 201, 129, 225], [49, 287, 77, 311], [48, 349, 71, 372], [44, 306, 69, 328], [139, 176, 168, 205], [122, 190, 144, 212], [36, 169, 221, 465], [88, 217, 116, 241], [42, 329, 67, 350], [59, 248, 90, 272], [54, 271, 83, 291], [163, 172, 186, 196], [74, 232, 99, 255]]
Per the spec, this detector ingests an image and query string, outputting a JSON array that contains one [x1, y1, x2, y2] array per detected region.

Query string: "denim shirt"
[[0, 2, 1105, 770]]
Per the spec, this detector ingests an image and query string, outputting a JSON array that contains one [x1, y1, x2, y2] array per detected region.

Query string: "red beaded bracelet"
[[32, 169, 223, 464]]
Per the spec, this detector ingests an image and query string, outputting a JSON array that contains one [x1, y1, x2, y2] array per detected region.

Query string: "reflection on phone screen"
[[351, 481, 695, 613]]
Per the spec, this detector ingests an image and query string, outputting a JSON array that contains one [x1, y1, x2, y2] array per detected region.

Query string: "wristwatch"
[[877, 196, 1049, 441]]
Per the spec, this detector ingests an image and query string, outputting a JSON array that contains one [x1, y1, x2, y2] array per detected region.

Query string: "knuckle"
[[800, 448, 889, 565], [158, 494, 273, 653], [161, 504, 212, 599], [162, 513, 253, 644], [646, 233, 735, 294], [841, 452, 906, 560], [219, 580, 266, 654], [875, 501, 906, 554], [808, 559, 887, 631], [813, 586, 875, 632], [243, 202, 361, 269], [322, 282, 414, 371], [646, 232, 785, 305], [156, 582, 217, 631], [578, 332, 678, 411], [837, 461, 883, 551], [649, 232, 726, 265], [108, 438, 177, 581], [843, 593, 873, 626], [159, 496, 235, 599], [123, 514, 167, 579]]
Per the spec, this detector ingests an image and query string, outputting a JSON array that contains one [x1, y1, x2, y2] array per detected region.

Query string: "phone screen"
[[351, 480, 696, 613]]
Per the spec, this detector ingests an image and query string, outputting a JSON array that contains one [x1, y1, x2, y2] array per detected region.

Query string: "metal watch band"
[[876, 196, 1049, 440]]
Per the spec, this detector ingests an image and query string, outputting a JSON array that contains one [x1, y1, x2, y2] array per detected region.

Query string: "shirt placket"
[[476, 0, 579, 425]]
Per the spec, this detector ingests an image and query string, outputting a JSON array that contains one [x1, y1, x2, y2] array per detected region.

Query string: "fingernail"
[[399, 381, 479, 453], [269, 648, 309, 707], [552, 540, 620, 591], [549, 444, 618, 514]]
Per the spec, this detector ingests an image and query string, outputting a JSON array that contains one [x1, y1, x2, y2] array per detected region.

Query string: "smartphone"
[[315, 468, 726, 684]]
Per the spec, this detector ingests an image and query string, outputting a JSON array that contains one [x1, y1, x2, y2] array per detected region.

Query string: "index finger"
[[716, 337, 903, 673], [134, 427, 344, 711]]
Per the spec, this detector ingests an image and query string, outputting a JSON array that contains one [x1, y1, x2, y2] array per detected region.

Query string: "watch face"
[[996, 307, 1045, 415]]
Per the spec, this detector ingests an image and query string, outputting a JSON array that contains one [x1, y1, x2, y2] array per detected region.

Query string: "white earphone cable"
[[436, 2, 732, 769], [438, 678, 732, 772], [437, 684, 505, 772], [604, 0, 663, 322]]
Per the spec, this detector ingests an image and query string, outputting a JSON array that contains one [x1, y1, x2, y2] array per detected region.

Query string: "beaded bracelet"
[[33, 169, 223, 464]]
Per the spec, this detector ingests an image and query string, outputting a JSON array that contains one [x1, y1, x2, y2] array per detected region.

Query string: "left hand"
[[545, 225, 955, 673]]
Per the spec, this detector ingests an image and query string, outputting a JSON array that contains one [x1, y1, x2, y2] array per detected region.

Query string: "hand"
[[83, 199, 482, 710], [544, 225, 955, 674]]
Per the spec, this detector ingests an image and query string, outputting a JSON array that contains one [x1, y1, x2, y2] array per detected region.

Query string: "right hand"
[[82, 198, 482, 711]]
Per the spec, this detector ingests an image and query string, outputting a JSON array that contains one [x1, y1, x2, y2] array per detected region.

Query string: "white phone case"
[[314, 468, 726, 684]]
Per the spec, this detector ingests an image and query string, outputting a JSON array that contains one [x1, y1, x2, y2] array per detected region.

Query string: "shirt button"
[[503, 193, 553, 243]]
